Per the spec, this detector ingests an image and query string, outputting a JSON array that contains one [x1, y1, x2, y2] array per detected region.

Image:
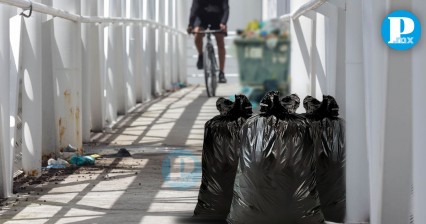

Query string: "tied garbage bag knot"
[[303, 95, 340, 121], [216, 97, 234, 116], [303, 96, 321, 115], [259, 91, 286, 118], [281, 94, 300, 114]]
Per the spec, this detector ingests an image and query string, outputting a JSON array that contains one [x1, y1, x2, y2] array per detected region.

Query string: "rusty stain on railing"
[[59, 117, 65, 145], [27, 169, 39, 177]]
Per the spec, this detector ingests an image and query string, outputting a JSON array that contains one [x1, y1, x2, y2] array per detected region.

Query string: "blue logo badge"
[[381, 10, 421, 50], [161, 150, 201, 189]]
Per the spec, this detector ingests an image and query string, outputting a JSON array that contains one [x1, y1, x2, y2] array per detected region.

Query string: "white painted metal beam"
[[280, 0, 333, 21], [381, 2, 414, 223], [412, 2, 426, 223], [345, 1, 370, 223], [51, 0, 82, 151], [176, 0, 188, 85], [361, 1, 389, 223], [309, 14, 317, 97], [21, 3, 42, 176], [154, 0, 164, 95], [131, 0, 143, 104], [81, 0, 97, 141], [292, 0, 327, 20], [0, 0, 186, 35], [109, 0, 126, 115], [0, 4, 13, 198]]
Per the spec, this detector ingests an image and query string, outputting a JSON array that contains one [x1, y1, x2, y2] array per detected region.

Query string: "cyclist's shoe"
[[197, 54, 203, 69], [219, 71, 227, 83]]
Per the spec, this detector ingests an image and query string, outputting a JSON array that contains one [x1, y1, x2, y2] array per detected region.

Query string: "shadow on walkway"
[[89, 86, 219, 149]]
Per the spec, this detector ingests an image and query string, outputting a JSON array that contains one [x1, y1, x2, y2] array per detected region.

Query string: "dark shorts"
[[194, 14, 222, 30]]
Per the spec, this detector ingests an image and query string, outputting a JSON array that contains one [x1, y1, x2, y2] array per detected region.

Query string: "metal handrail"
[[0, 0, 186, 35], [280, 0, 328, 21]]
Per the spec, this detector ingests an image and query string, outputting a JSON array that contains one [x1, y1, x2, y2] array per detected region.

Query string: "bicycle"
[[193, 27, 223, 97]]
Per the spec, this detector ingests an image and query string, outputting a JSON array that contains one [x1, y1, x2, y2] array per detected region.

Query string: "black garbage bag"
[[303, 96, 321, 115], [281, 94, 301, 113], [194, 95, 253, 220], [228, 92, 324, 224], [303, 95, 346, 223]]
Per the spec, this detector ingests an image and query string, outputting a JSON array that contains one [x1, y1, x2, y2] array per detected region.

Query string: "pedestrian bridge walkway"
[[89, 86, 213, 148], [0, 85, 235, 224]]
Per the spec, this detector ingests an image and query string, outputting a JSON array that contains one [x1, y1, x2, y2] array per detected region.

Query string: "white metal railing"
[[279, 0, 341, 99], [0, 0, 188, 198], [0, 0, 186, 35], [280, 0, 327, 21]]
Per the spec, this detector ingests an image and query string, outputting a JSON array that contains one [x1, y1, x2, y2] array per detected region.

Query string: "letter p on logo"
[[388, 17, 415, 44]]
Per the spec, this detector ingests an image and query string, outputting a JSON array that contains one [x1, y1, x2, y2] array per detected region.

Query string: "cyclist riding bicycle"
[[187, 0, 229, 83]]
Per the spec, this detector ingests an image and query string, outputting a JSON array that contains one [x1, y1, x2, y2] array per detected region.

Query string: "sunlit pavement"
[[0, 84, 239, 224]]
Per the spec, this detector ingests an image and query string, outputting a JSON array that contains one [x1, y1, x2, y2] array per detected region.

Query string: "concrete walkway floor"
[[0, 85, 239, 224]]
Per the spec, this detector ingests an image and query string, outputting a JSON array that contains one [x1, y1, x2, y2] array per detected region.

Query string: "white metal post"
[[123, 0, 135, 111], [41, 5, 56, 156], [104, 0, 117, 124], [361, 1, 389, 223], [9, 12, 23, 181], [81, 0, 97, 142], [309, 14, 317, 97], [154, 0, 164, 95], [87, 0, 104, 133], [345, 0, 370, 223], [0, 4, 13, 198], [150, 0, 158, 97], [319, 3, 338, 97], [163, 0, 172, 90], [131, 0, 143, 103], [126, 0, 139, 108], [108, 0, 126, 116], [176, 0, 188, 85], [171, 0, 178, 85], [290, 0, 313, 110], [412, 1, 426, 223], [334, 8, 346, 116], [95, 0, 107, 131], [51, 0, 82, 151], [160, 0, 168, 91], [381, 1, 414, 223], [21, 4, 42, 176], [142, 0, 153, 102]]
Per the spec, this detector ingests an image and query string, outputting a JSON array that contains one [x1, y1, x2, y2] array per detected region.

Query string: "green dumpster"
[[234, 39, 291, 102]]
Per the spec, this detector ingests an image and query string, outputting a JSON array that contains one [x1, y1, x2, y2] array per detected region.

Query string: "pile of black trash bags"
[[193, 92, 345, 224]]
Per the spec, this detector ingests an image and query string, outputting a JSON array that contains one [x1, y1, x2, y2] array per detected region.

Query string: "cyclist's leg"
[[214, 33, 226, 72], [194, 17, 205, 69], [214, 33, 227, 83], [194, 26, 205, 69], [194, 23, 204, 54], [193, 26, 204, 55]]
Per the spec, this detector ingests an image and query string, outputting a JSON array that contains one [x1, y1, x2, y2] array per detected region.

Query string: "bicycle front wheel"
[[204, 45, 213, 97], [209, 51, 218, 97]]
